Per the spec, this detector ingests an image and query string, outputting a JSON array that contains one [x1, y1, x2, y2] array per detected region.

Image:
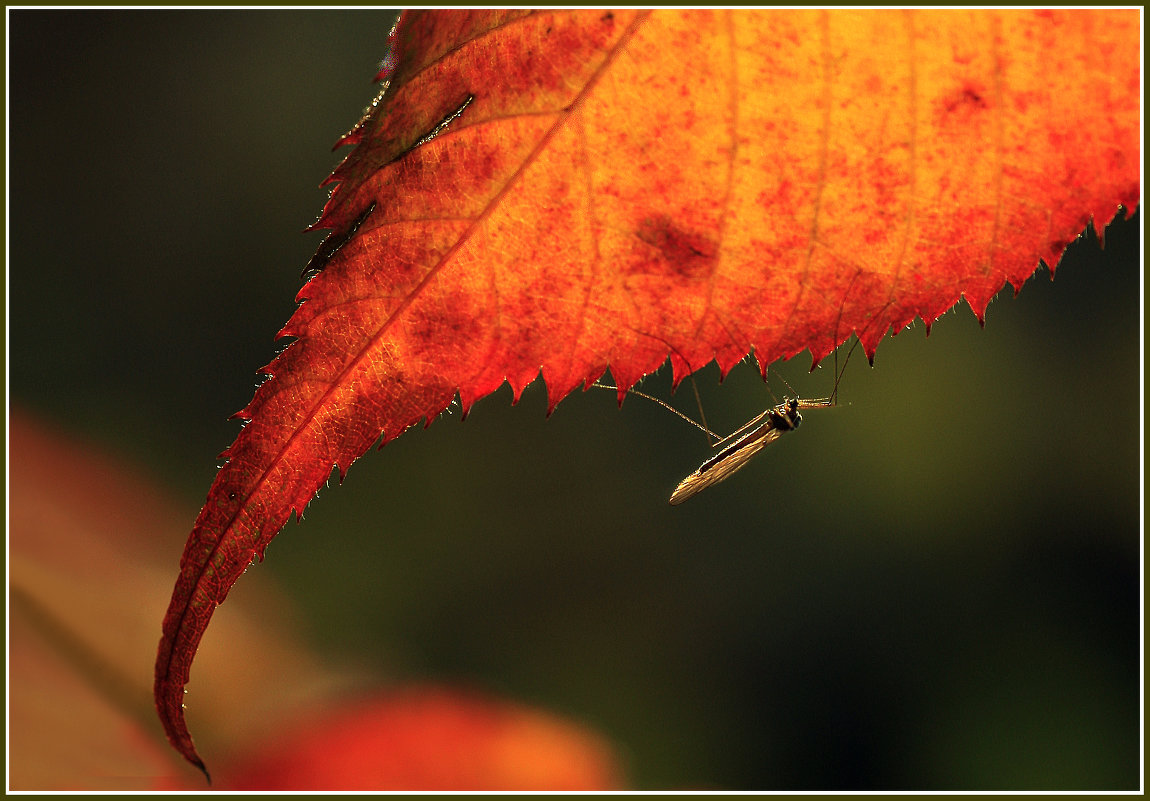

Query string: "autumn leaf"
[[154, 9, 1141, 774]]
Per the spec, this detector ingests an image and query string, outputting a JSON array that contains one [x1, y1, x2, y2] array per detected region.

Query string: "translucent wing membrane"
[[668, 399, 802, 505]]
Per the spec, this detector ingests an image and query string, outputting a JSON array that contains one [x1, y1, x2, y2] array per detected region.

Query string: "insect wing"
[[668, 425, 786, 505]]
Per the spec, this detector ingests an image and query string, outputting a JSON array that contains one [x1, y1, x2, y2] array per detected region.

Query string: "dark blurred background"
[[9, 10, 1140, 790]]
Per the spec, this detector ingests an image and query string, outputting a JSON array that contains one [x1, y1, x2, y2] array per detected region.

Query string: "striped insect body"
[[596, 335, 861, 504], [668, 396, 831, 505]]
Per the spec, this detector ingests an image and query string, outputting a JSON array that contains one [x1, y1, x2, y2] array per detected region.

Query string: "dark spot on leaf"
[[635, 214, 718, 279], [959, 88, 985, 108], [941, 82, 990, 115]]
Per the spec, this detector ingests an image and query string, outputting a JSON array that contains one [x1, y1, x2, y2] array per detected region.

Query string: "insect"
[[667, 394, 832, 505], [598, 335, 860, 504], [666, 335, 865, 503]]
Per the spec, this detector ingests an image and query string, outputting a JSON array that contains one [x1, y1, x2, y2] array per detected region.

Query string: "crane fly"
[[665, 336, 861, 505], [667, 395, 832, 505], [594, 335, 862, 504]]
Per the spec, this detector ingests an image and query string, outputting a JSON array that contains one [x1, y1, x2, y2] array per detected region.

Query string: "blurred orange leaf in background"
[[8, 409, 622, 790], [223, 688, 621, 791]]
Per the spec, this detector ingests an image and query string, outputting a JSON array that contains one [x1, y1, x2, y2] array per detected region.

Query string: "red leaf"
[[155, 9, 1141, 772]]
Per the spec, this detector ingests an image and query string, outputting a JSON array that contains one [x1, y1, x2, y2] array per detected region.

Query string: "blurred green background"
[[9, 10, 1140, 790]]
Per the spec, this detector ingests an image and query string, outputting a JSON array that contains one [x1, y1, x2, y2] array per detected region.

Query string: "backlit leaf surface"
[[155, 9, 1141, 773]]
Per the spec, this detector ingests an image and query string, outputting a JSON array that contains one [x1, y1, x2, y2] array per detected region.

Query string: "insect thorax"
[[769, 399, 802, 431]]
